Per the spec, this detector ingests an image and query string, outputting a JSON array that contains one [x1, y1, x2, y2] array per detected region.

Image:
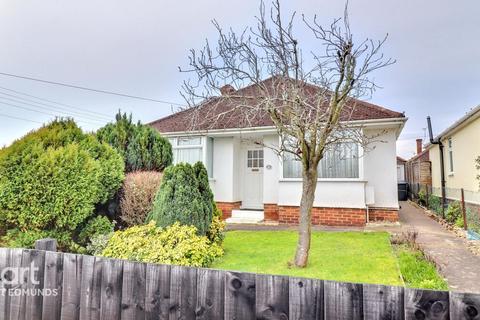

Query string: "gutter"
[[157, 117, 408, 137], [427, 116, 446, 217]]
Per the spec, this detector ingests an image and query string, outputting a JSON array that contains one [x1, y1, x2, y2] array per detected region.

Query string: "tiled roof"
[[150, 77, 404, 133]]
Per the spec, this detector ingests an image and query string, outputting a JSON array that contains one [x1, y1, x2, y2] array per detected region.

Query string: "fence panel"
[[196, 268, 224, 319], [288, 277, 323, 319], [224, 271, 255, 320], [0, 247, 479, 320], [404, 288, 449, 320]]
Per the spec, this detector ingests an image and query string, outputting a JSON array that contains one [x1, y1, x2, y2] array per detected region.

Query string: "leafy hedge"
[[0, 119, 124, 251], [96, 112, 172, 172], [148, 162, 214, 235], [101, 222, 223, 267]]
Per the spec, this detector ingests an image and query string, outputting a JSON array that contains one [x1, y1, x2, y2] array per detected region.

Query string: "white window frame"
[[448, 137, 454, 175], [169, 136, 214, 177], [280, 142, 363, 181]]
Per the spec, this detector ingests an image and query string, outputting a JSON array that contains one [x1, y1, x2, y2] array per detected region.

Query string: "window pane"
[[449, 151, 454, 172], [259, 159, 264, 167], [259, 150, 264, 158], [283, 153, 302, 178], [178, 136, 201, 146], [253, 159, 258, 167], [248, 159, 252, 167], [283, 143, 359, 178], [176, 147, 202, 164]]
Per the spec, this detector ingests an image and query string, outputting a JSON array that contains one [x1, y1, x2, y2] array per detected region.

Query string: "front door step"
[[226, 209, 264, 224]]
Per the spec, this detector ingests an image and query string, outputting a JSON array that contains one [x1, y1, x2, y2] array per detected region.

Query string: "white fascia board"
[[160, 117, 407, 137]]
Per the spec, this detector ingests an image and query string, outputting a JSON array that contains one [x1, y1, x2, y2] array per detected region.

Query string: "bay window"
[[283, 142, 359, 179]]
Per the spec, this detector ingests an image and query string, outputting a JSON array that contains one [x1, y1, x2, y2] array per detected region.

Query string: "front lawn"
[[212, 230, 403, 286]]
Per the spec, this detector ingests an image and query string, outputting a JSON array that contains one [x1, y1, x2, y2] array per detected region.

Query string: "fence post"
[[426, 185, 429, 208], [35, 238, 57, 252], [461, 188, 468, 230]]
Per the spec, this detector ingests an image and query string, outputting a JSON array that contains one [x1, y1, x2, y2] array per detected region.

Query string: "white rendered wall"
[[210, 137, 235, 202], [208, 126, 399, 209], [363, 128, 399, 209], [277, 180, 367, 208]]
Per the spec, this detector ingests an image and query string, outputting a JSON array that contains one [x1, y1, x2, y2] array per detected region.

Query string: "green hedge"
[[0, 119, 124, 251], [96, 112, 172, 172]]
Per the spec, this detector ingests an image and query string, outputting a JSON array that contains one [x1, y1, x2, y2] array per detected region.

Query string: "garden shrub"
[[96, 112, 172, 172], [101, 222, 223, 267], [428, 195, 442, 215], [418, 189, 427, 206], [466, 208, 480, 234], [148, 162, 214, 235], [119, 171, 163, 226], [0, 119, 124, 251], [445, 201, 462, 224], [207, 207, 226, 245], [78, 215, 115, 245], [3, 229, 84, 253], [86, 233, 113, 255]]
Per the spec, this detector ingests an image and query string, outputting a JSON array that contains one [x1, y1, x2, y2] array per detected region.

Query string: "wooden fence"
[[0, 243, 479, 319]]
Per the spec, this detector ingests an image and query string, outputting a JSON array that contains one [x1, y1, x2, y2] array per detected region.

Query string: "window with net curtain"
[[169, 136, 214, 177], [283, 142, 359, 178]]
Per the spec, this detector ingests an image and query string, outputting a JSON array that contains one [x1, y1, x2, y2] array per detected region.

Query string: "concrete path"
[[399, 201, 480, 293]]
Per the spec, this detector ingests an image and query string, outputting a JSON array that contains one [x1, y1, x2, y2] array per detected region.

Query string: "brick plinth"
[[368, 208, 399, 222], [278, 206, 367, 226], [263, 203, 279, 221], [216, 201, 242, 219]]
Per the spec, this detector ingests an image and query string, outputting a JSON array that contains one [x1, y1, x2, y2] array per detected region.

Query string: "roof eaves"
[[429, 104, 480, 143]]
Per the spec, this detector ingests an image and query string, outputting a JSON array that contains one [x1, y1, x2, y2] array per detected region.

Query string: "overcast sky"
[[1, 0, 479, 158]]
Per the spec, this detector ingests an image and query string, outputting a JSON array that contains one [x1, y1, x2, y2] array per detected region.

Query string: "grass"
[[212, 230, 403, 286], [395, 245, 449, 290]]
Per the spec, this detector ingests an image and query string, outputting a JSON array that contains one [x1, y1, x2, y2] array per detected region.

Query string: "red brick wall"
[[216, 201, 241, 219], [368, 208, 399, 222], [263, 203, 279, 221], [278, 206, 367, 226], [217, 202, 399, 225]]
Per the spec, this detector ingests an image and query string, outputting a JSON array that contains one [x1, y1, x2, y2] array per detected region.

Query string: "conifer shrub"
[[148, 162, 214, 235], [96, 112, 172, 172], [0, 119, 124, 251]]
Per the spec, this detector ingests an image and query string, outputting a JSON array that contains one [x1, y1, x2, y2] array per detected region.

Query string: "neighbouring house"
[[405, 138, 432, 189], [397, 156, 407, 182], [150, 78, 407, 226], [426, 105, 480, 205]]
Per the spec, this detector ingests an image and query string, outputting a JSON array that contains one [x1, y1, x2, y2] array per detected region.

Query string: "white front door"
[[242, 147, 264, 209]]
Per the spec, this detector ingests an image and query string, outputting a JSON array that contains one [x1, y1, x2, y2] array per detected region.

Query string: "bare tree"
[[179, 0, 394, 267]]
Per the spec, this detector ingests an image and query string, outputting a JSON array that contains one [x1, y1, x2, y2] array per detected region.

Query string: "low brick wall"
[[278, 206, 367, 226], [216, 201, 241, 219], [264, 203, 279, 221], [217, 202, 399, 226], [368, 208, 399, 222]]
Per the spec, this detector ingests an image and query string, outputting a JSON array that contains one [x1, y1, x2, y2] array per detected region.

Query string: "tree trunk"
[[294, 166, 319, 267]]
